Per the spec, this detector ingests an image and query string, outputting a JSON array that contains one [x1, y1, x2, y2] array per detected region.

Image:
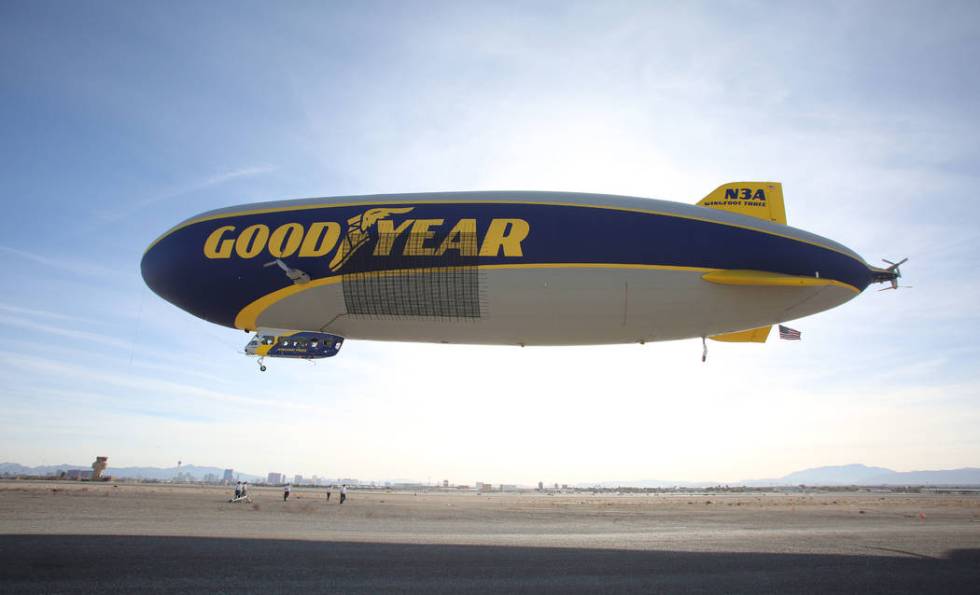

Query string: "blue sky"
[[1, 0, 978, 484]]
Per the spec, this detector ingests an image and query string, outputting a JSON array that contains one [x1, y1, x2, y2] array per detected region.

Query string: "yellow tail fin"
[[709, 326, 772, 343], [696, 182, 786, 225]]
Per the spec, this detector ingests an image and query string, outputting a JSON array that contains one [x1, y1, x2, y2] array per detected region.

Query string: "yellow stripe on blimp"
[[701, 270, 859, 293], [237, 275, 343, 331]]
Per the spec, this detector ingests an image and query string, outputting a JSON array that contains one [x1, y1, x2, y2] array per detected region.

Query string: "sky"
[[1, 0, 978, 485]]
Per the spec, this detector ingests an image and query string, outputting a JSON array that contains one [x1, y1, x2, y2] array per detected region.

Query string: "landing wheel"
[[260, 364, 267, 372]]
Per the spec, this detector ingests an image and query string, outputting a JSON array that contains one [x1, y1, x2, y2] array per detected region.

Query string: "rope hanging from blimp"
[[126, 284, 147, 374]]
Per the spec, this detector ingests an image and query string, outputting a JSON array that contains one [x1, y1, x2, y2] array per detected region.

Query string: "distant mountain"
[[591, 464, 980, 489], [865, 468, 980, 485], [6, 461, 979, 486], [779, 464, 895, 485], [0, 462, 261, 482], [0, 462, 84, 476], [772, 464, 980, 486]]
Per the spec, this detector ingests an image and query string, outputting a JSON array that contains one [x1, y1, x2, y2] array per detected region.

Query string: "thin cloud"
[[21, 387, 215, 423], [0, 350, 325, 413], [0, 315, 132, 350], [202, 166, 276, 187], [2, 336, 233, 386], [15, 386, 212, 420], [96, 165, 277, 223], [0, 245, 116, 278], [0, 302, 87, 323]]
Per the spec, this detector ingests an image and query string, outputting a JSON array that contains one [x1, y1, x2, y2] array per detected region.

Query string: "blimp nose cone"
[[141, 224, 244, 329], [142, 234, 195, 318]]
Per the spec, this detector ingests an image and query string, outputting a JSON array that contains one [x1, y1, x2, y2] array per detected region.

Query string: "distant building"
[[442, 479, 449, 488], [538, 481, 544, 490], [91, 457, 108, 480], [65, 469, 90, 480], [222, 469, 234, 483], [267, 472, 283, 484], [294, 474, 304, 484], [392, 482, 425, 490], [477, 482, 493, 492], [204, 473, 218, 483]]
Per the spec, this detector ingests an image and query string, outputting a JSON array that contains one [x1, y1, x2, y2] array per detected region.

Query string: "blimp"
[[141, 181, 904, 368]]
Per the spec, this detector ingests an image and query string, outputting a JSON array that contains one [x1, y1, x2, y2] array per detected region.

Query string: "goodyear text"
[[203, 209, 530, 271]]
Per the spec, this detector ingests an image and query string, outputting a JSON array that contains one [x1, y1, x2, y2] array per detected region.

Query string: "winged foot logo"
[[329, 207, 416, 271], [201, 207, 531, 272]]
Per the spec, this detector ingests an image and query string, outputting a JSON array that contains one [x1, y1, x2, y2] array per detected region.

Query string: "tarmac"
[[1, 481, 978, 593]]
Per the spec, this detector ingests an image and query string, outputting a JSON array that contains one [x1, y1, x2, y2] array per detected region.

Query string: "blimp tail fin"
[[709, 325, 772, 343], [697, 182, 787, 225]]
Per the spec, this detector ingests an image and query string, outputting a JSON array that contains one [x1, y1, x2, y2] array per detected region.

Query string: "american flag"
[[778, 325, 801, 340]]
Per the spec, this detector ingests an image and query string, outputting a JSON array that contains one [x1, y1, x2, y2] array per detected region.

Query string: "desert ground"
[[1, 481, 978, 593]]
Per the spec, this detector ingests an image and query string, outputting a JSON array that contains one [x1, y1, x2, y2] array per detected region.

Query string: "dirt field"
[[1, 481, 979, 593]]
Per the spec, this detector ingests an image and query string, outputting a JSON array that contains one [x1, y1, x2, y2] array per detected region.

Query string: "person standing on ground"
[[326, 488, 331, 502], [234, 481, 241, 500], [340, 484, 347, 504], [283, 483, 291, 502]]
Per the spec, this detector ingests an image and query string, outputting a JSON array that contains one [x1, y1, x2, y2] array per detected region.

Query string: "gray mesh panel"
[[342, 233, 485, 320]]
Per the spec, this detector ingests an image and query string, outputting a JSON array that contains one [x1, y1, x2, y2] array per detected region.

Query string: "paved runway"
[[1, 482, 978, 593], [2, 534, 979, 593]]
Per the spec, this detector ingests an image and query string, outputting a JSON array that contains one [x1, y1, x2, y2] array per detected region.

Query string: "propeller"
[[878, 257, 908, 290]]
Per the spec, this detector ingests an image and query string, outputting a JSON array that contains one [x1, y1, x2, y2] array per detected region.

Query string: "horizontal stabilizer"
[[709, 326, 772, 343], [702, 269, 841, 289], [697, 182, 786, 225]]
